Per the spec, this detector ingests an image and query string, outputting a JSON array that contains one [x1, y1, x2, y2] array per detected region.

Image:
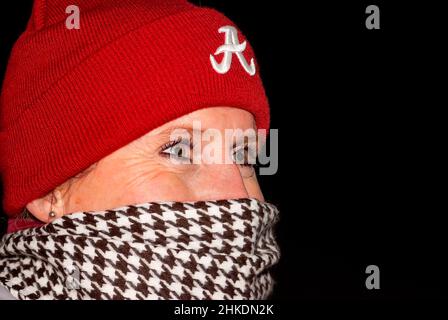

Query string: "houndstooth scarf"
[[0, 198, 280, 300]]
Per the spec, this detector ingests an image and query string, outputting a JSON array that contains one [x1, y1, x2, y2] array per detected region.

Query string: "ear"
[[26, 190, 64, 223]]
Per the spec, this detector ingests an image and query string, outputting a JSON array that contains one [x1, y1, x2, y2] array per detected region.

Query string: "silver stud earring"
[[48, 192, 56, 221]]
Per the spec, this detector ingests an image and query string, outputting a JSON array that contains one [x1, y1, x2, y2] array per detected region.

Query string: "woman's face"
[[27, 107, 264, 219]]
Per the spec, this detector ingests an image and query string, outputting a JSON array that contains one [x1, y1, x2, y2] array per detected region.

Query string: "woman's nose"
[[193, 164, 249, 201]]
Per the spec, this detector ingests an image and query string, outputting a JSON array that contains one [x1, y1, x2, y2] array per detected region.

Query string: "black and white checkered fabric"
[[0, 198, 280, 300]]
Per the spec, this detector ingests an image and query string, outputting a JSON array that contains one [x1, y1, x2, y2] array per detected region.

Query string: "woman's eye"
[[160, 139, 191, 163], [233, 146, 257, 178], [233, 146, 256, 167], [233, 148, 246, 164]]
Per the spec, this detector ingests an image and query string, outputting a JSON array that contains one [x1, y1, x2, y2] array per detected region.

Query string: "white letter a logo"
[[210, 26, 256, 76]]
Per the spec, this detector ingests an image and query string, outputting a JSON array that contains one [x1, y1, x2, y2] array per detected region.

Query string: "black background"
[[0, 0, 445, 301]]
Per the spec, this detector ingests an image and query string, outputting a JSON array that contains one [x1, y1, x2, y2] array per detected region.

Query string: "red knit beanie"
[[0, 0, 270, 217]]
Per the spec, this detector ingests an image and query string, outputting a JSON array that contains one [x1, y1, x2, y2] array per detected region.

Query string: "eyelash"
[[159, 137, 192, 161], [160, 137, 182, 153]]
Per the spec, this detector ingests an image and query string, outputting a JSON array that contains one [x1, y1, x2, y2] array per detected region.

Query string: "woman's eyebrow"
[[156, 125, 205, 138]]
